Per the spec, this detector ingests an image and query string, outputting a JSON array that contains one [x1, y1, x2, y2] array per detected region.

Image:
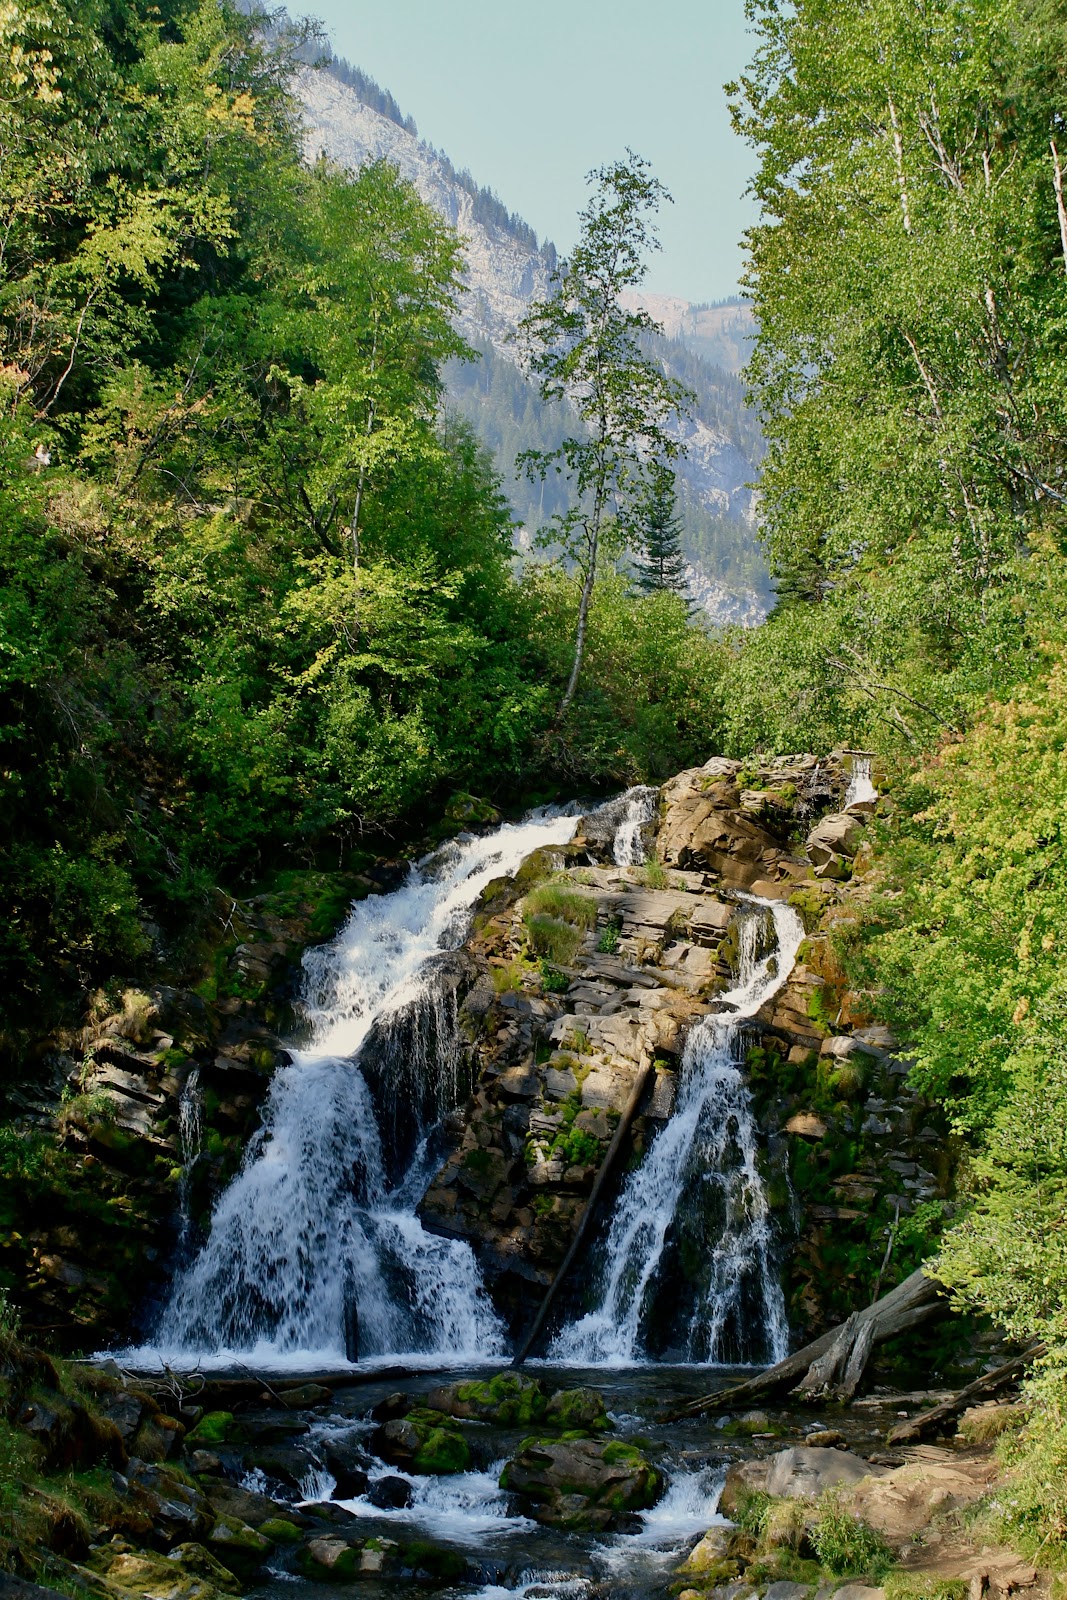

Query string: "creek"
[[124, 792, 811, 1596]]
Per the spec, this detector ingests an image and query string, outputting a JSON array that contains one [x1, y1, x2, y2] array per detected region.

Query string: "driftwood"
[[513, 1059, 656, 1366], [885, 1343, 1044, 1445], [668, 1265, 946, 1420]]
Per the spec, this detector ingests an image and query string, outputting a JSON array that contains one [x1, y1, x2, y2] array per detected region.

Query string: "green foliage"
[[539, 961, 571, 994], [810, 1493, 892, 1579], [596, 921, 621, 954], [524, 884, 597, 929], [524, 914, 582, 967], [549, 1127, 602, 1168], [518, 152, 692, 714]]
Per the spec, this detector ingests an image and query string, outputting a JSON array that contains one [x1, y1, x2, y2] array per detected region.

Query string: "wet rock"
[[188, 1451, 222, 1476], [240, 1443, 318, 1490], [259, 1517, 303, 1544], [320, 1442, 370, 1500], [370, 1390, 410, 1422], [298, 1535, 362, 1581], [426, 1371, 547, 1426], [169, 1543, 243, 1594], [499, 1436, 661, 1530], [544, 1385, 610, 1433], [205, 1518, 272, 1578], [204, 1480, 295, 1530], [276, 1382, 332, 1407], [186, 1411, 233, 1448], [371, 1409, 472, 1475], [367, 1475, 414, 1510]]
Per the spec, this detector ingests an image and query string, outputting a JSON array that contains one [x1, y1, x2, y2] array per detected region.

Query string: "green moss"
[[259, 1518, 303, 1544], [187, 1410, 234, 1445], [525, 884, 597, 929], [404, 1410, 471, 1475], [454, 1373, 547, 1426]]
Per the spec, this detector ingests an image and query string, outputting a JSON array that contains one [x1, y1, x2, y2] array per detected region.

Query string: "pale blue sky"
[[305, 0, 758, 304]]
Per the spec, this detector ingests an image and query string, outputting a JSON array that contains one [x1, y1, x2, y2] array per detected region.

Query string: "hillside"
[[299, 66, 771, 623]]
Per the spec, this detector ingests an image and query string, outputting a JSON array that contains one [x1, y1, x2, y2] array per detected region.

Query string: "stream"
[[122, 790, 816, 1596]]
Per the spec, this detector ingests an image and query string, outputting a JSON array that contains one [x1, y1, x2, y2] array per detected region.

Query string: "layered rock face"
[[3, 871, 374, 1347], [417, 752, 916, 1338]]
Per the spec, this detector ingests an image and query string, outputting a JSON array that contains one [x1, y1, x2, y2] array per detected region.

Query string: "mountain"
[[298, 67, 771, 623]]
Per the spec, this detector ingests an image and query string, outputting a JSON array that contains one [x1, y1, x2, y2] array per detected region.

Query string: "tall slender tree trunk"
[[887, 94, 912, 233], [1051, 136, 1067, 273], [557, 516, 600, 721]]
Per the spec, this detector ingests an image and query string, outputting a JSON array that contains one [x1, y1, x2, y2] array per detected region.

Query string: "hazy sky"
[[304, 0, 758, 304]]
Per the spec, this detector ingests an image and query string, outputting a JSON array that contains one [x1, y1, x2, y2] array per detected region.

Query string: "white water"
[[132, 812, 580, 1369], [175, 1065, 203, 1253], [844, 755, 877, 808], [550, 898, 803, 1366], [339, 1458, 532, 1540], [612, 785, 658, 867]]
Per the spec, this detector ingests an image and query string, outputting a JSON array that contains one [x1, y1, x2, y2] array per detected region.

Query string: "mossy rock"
[[545, 1385, 610, 1433], [206, 1517, 272, 1576], [372, 1409, 472, 1475], [187, 1410, 234, 1446], [259, 1517, 303, 1544], [297, 1536, 362, 1581], [432, 1371, 548, 1426]]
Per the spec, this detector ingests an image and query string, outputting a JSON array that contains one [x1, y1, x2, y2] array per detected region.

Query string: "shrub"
[[810, 1492, 892, 1578], [524, 883, 598, 929], [639, 860, 670, 890], [524, 914, 582, 966], [491, 958, 528, 993], [597, 920, 621, 953]]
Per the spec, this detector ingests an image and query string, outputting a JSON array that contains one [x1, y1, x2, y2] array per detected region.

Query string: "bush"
[[524, 914, 582, 966], [810, 1493, 892, 1578], [524, 883, 598, 929]]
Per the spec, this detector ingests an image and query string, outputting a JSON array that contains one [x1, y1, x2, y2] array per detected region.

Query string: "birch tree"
[[518, 153, 690, 720]]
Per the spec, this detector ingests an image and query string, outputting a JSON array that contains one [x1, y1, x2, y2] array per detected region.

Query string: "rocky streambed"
[[0, 1340, 1042, 1600]]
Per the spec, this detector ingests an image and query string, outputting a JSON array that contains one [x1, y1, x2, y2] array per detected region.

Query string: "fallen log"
[[513, 1058, 656, 1366], [885, 1343, 1044, 1445], [667, 1265, 946, 1420]]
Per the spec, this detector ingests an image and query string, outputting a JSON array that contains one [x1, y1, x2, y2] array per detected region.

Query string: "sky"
[[304, 0, 759, 305]]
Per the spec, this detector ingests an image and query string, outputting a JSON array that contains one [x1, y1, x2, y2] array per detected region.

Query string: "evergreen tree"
[[635, 475, 689, 597]]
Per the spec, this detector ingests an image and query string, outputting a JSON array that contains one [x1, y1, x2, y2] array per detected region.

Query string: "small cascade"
[[550, 897, 804, 1366], [612, 785, 658, 867], [844, 755, 877, 809], [175, 1066, 203, 1255], [144, 811, 581, 1368]]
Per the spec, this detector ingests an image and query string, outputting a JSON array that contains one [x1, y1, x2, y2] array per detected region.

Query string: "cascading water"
[[550, 897, 804, 1367], [844, 755, 877, 808], [612, 786, 658, 867], [175, 1067, 203, 1255], [142, 812, 580, 1369]]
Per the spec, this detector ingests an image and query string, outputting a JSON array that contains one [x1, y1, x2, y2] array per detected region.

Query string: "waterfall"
[[612, 786, 658, 867], [550, 898, 804, 1367], [844, 756, 877, 809], [141, 812, 580, 1369], [175, 1066, 203, 1255]]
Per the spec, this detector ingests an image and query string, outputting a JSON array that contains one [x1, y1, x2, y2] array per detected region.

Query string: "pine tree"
[[635, 476, 689, 598]]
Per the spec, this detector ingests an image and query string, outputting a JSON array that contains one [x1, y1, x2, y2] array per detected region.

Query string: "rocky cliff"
[[297, 68, 768, 623]]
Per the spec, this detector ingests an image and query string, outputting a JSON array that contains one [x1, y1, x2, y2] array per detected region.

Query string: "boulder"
[[544, 1385, 610, 1433], [370, 1409, 471, 1475], [205, 1518, 272, 1578], [367, 1475, 414, 1510], [426, 1371, 547, 1426], [806, 813, 864, 879], [499, 1436, 661, 1530], [765, 1447, 887, 1500]]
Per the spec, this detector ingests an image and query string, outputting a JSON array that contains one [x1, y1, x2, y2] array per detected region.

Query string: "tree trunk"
[[557, 518, 599, 721], [512, 1059, 655, 1366], [885, 1343, 1044, 1445], [665, 1266, 945, 1420], [1051, 137, 1067, 274]]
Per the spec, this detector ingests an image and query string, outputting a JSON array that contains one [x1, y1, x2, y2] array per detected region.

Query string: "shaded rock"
[[544, 1386, 611, 1433], [499, 1436, 661, 1530], [371, 1409, 471, 1475], [806, 813, 863, 879], [367, 1475, 413, 1510], [205, 1519, 271, 1578], [204, 1481, 293, 1531]]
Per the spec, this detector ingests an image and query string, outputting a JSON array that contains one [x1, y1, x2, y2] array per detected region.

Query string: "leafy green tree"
[[518, 152, 691, 718]]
